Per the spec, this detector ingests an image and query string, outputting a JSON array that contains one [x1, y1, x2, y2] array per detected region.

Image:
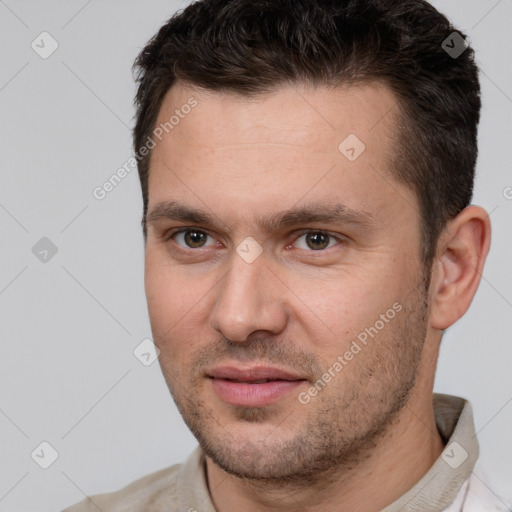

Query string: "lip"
[[208, 365, 308, 407], [209, 365, 306, 381]]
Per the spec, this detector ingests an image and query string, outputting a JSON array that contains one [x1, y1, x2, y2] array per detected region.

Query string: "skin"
[[143, 80, 491, 512]]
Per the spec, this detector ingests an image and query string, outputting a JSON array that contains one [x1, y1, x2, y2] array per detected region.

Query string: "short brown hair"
[[133, 0, 481, 266]]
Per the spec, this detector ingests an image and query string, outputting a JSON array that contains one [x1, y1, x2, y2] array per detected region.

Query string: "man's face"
[[144, 82, 431, 481]]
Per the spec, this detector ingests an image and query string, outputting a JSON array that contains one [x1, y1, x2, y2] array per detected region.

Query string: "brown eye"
[[305, 232, 330, 250], [184, 230, 207, 248], [172, 229, 215, 249], [294, 231, 337, 251]]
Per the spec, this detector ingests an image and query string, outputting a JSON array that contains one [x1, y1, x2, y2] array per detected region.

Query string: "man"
[[64, 0, 507, 510]]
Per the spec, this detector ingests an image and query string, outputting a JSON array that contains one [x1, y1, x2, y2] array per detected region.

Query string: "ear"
[[429, 206, 491, 330]]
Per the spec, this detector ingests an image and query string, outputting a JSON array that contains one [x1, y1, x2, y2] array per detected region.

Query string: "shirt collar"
[[381, 393, 479, 511]]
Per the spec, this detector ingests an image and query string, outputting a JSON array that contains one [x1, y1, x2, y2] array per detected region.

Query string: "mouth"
[[208, 365, 308, 407]]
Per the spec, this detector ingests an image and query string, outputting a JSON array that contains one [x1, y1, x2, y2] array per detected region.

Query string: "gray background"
[[0, 1, 511, 510]]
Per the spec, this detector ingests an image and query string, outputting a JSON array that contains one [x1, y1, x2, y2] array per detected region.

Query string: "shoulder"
[[61, 463, 183, 512]]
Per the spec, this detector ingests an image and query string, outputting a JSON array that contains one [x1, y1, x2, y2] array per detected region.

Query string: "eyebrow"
[[143, 200, 376, 235]]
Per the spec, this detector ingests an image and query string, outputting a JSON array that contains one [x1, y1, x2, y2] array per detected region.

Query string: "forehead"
[[146, 80, 415, 235], [152, 80, 399, 158]]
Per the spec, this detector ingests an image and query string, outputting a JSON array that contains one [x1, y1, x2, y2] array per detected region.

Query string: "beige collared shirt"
[[63, 393, 508, 511]]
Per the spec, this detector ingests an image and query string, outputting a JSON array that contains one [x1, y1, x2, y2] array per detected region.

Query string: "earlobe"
[[430, 206, 491, 330]]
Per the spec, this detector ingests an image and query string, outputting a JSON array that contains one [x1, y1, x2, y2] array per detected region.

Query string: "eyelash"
[[164, 228, 344, 252]]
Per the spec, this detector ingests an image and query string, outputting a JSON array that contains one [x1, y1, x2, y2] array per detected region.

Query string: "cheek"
[[144, 269, 195, 384], [289, 270, 404, 353], [144, 255, 194, 339], [144, 250, 216, 362]]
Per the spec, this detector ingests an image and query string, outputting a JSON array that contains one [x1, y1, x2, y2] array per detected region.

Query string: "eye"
[[293, 231, 340, 251], [170, 229, 218, 249]]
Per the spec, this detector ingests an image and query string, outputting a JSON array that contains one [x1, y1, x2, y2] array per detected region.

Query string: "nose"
[[209, 249, 288, 342]]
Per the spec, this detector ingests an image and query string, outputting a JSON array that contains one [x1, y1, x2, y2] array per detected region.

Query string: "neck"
[[206, 386, 445, 512]]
